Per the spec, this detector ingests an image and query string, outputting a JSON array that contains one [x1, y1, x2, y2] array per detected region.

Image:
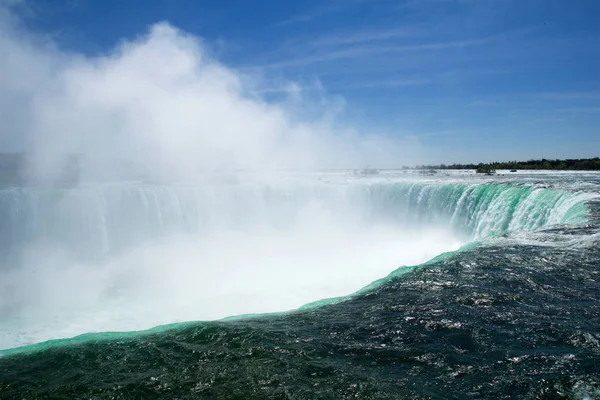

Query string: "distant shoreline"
[[411, 157, 600, 171]]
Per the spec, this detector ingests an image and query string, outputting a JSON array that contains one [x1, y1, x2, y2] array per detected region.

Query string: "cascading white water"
[[0, 179, 590, 259], [0, 174, 594, 350]]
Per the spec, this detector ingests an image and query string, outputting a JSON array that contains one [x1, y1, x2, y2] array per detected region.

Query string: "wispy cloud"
[[396, 0, 458, 10], [0, 0, 26, 6], [274, 0, 367, 27], [252, 36, 498, 70], [275, 13, 321, 27], [462, 91, 600, 109], [414, 129, 459, 138], [309, 28, 413, 47], [530, 92, 600, 101], [465, 100, 495, 107], [350, 78, 431, 89], [555, 106, 600, 113]]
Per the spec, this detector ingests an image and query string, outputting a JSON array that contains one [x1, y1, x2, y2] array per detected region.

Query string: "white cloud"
[[0, 5, 423, 182]]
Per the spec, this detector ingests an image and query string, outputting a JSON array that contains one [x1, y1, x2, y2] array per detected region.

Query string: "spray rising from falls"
[[0, 176, 595, 350], [0, 179, 591, 260]]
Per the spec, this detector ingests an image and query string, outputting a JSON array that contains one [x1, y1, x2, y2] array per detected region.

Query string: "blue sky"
[[6, 0, 600, 164]]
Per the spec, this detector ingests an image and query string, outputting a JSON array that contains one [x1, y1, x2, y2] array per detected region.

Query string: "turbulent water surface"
[[1, 170, 599, 399]]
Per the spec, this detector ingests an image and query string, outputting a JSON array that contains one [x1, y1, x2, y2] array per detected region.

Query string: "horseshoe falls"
[[1, 171, 599, 399]]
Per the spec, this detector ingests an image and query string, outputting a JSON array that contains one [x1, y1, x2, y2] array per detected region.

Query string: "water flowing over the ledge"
[[0, 178, 592, 261]]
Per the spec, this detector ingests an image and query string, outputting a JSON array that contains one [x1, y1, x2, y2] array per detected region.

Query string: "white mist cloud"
[[0, 4, 423, 181], [0, 225, 464, 350], [0, 4, 444, 351]]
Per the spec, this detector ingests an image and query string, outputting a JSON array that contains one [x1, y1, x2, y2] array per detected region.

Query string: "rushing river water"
[[1, 170, 599, 399]]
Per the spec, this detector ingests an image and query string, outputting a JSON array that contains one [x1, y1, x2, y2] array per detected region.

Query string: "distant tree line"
[[415, 157, 600, 171]]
